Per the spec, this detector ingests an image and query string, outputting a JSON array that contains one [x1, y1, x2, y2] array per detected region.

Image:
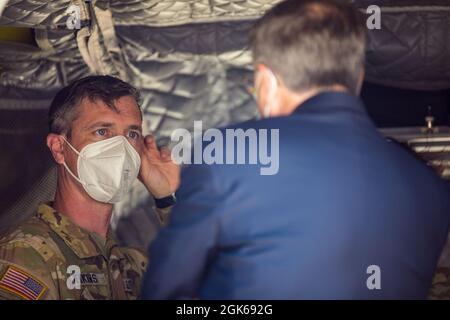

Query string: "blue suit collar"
[[293, 91, 366, 115]]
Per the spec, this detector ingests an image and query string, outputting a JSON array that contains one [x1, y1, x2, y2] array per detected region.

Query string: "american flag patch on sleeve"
[[0, 266, 47, 300]]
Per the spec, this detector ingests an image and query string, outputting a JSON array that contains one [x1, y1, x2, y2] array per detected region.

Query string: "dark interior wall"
[[361, 82, 450, 127], [0, 107, 53, 215]]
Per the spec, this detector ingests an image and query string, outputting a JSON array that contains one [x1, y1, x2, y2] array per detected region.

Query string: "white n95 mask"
[[61, 135, 141, 203]]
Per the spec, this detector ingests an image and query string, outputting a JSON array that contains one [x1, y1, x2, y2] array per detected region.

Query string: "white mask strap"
[[263, 68, 278, 118], [61, 136, 81, 156], [60, 136, 85, 186], [62, 162, 86, 186], [263, 104, 271, 118]]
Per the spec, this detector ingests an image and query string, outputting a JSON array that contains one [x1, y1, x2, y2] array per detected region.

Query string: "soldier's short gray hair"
[[48, 75, 141, 138]]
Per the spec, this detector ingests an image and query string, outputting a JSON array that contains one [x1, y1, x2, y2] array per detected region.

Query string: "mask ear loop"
[[60, 136, 86, 186], [263, 69, 278, 118]]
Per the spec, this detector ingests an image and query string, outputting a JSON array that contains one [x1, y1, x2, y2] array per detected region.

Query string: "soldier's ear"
[[47, 133, 66, 165]]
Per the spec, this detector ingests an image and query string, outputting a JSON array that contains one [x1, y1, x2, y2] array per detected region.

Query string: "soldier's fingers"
[[144, 135, 158, 152], [160, 147, 172, 161]]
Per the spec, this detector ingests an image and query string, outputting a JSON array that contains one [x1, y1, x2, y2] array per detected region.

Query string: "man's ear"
[[47, 133, 66, 164]]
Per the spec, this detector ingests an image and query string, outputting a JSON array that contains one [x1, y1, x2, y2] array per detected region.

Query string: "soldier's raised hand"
[[138, 135, 180, 199]]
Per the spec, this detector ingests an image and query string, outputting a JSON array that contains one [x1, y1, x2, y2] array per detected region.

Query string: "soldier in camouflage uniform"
[[0, 203, 147, 299], [0, 76, 179, 300]]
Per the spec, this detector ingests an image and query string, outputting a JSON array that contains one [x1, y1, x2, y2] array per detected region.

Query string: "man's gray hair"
[[250, 0, 367, 95]]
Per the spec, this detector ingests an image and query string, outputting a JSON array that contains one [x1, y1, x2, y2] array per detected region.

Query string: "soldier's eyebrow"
[[84, 122, 115, 131], [127, 124, 142, 133]]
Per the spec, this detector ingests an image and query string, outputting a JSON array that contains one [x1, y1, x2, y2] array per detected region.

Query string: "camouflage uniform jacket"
[[0, 203, 148, 300]]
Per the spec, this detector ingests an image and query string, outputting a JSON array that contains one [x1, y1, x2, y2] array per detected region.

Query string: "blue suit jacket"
[[141, 92, 450, 299]]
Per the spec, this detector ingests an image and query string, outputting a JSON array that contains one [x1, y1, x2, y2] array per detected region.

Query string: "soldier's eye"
[[128, 131, 140, 140], [95, 129, 107, 136]]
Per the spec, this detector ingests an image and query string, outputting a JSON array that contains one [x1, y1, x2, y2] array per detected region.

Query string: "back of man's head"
[[250, 0, 366, 95]]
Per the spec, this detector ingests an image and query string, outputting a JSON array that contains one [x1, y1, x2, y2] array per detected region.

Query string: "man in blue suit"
[[141, 0, 450, 299]]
